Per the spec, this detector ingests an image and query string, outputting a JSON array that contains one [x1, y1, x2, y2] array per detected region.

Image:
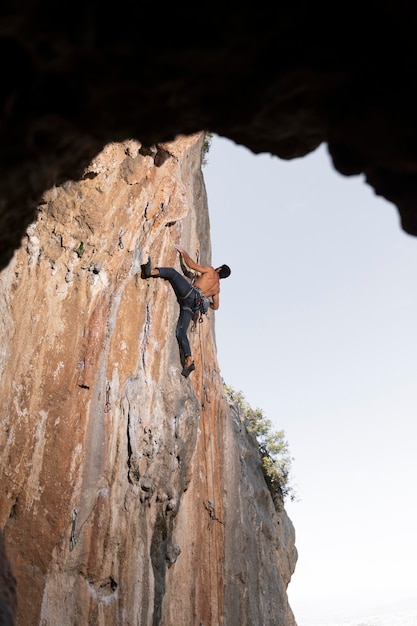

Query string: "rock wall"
[[0, 133, 297, 625]]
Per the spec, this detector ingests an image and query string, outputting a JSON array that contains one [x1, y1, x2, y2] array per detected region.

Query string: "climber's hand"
[[174, 243, 185, 254]]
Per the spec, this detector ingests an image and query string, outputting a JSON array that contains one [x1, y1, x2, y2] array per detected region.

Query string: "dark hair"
[[218, 264, 231, 279]]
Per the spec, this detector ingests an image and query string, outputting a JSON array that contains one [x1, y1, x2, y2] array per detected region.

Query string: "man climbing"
[[140, 243, 231, 378]]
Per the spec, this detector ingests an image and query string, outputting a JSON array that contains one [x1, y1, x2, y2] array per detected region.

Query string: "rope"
[[198, 318, 223, 623]]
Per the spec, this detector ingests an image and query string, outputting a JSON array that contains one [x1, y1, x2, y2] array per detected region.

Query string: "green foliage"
[[75, 241, 84, 258], [224, 384, 298, 504], [202, 131, 213, 167]]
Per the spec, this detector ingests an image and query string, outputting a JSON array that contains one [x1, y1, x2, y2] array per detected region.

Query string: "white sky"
[[203, 135, 417, 626]]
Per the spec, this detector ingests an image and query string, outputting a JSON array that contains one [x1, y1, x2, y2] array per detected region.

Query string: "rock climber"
[[140, 243, 231, 377]]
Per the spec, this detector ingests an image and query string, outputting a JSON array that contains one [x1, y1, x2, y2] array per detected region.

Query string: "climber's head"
[[217, 264, 231, 279]]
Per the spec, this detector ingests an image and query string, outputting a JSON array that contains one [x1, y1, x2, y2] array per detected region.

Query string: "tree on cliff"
[[224, 385, 298, 505]]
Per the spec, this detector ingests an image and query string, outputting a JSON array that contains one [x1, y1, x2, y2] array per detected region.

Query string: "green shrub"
[[224, 384, 297, 504], [202, 131, 213, 166]]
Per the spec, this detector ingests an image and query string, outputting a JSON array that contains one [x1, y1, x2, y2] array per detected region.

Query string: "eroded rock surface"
[[0, 134, 297, 625]]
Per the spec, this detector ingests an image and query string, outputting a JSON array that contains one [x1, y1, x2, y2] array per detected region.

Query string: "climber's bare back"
[[194, 269, 220, 298]]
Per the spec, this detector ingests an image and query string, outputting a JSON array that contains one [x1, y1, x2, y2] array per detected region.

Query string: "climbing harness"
[[193, 287, 210, 317], [180, 285, 210, 323]]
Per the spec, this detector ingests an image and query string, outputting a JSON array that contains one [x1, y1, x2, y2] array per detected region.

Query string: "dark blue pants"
[[155, 267, 195, 359]]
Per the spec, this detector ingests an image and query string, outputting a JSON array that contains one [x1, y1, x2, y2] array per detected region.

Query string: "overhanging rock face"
[[2, 3, 417, 270], [0, 134, 297, 625]]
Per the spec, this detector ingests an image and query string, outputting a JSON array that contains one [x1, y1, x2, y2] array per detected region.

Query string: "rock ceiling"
[[2, 3, 417, 269]]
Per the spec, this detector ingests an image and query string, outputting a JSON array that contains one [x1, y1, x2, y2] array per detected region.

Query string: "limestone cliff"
[[0, 133, 297, 625]]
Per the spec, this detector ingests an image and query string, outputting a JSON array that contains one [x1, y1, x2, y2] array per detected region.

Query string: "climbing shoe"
[[181, 362, 195, 378], [140, 257, 152, 279]]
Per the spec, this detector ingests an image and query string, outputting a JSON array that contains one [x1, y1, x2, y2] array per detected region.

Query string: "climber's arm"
[[174, 244, 212, 273], [210, 293, 220, 310]]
